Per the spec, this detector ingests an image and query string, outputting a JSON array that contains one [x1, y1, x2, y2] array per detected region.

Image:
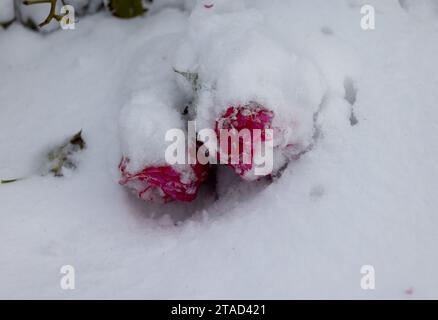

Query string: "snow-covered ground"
[[1, 0, 438, 299]]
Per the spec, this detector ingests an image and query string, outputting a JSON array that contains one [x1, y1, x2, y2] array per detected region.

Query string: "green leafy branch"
[[23, 0, 153, 28], [1, 130, 86, 185], [47, 130, 86, 177]]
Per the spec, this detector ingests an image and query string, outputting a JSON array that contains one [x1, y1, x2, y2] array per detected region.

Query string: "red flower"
[[215, 103, 274, 180], [119, 158, 209, 203]]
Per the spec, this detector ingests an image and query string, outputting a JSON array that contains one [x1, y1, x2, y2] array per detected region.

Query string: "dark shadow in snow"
[[398, 0, 409, 11], [310, 185, 325, 199], [321, 26, 333, 35], [344, 77, 359, 126], [344, 77, 357, 105], [349, 111, 358, 126]]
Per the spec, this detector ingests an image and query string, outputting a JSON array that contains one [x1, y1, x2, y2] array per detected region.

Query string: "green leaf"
[[46, 130, 86, 177], [69, 130, 86, 149], [108, 0, 149, 19], [1, 178, 21, 184]]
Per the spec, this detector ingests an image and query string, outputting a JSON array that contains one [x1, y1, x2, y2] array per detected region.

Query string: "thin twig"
[[23, 0, 67, 28]]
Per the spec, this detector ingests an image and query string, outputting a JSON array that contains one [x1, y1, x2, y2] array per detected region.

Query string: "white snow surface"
[[65, 0, 103, 15], [1, 0, 438, 299], [0, 0, 14, 24]]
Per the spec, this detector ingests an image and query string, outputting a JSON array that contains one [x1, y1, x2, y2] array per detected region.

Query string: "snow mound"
[[119, 91, 184, 171], [0, 0, 14, 24], [175, 0, 326, 152]]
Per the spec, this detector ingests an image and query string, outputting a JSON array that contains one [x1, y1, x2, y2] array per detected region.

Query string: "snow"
[[119, 80, 185, 171], [1, 0, 438, 299], [0, 0, 14, 24], [177, 9, 325, 145], [66, 0, 103, 15]]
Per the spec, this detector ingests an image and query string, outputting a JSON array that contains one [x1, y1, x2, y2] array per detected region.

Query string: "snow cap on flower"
[[119, 92, 185, 173], [175, 4, 326, 151]]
